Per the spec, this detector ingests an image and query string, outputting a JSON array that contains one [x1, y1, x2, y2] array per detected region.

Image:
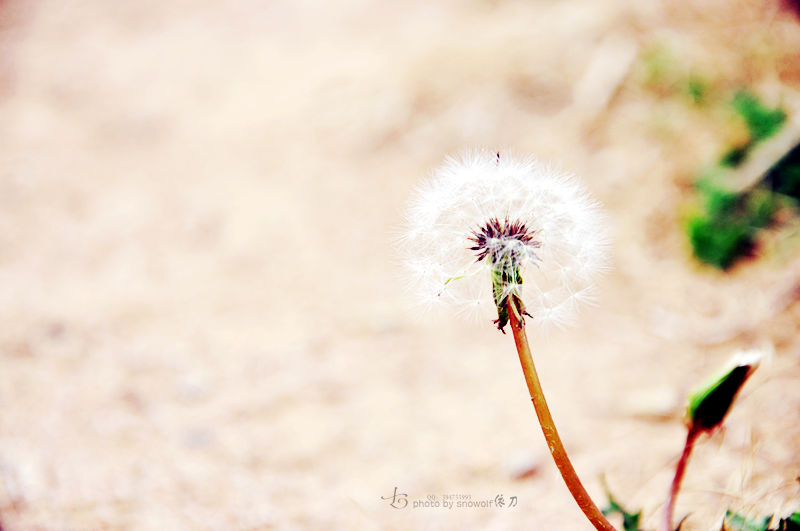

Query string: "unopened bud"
[[687, 350, 762, 433]]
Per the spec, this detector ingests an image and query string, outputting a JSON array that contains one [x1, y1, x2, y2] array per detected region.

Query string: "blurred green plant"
[[640, 45, 679, 95], [731, 90, 786, 144], [639, 44, 712, 105], [687, 91, 789, 269], [724, 511, 773, 531], [686, 75, 708, 105], [723, 510, 800, 531], [687, 185, 779, 269], [601, 487, 641, 531]]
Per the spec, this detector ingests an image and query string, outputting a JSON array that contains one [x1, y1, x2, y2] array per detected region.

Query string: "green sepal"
[[489, 258, 526, 333]]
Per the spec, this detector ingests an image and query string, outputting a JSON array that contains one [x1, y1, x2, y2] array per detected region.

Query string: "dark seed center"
[[468, 217, 541, 264]]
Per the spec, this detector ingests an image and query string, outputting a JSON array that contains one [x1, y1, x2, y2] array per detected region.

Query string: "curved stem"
[[508, 302, 616, 531], [662, 427, 699, 531]]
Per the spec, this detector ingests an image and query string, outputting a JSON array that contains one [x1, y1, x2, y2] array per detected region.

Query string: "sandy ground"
[[1, 0, 800, 529]]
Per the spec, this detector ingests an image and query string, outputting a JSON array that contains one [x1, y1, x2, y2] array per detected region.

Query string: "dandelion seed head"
[[400, 149, 611, 328]]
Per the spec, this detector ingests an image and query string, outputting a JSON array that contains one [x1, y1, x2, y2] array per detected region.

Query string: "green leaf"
[[601, 490, 642, 531], [723, 510, 771, 531]]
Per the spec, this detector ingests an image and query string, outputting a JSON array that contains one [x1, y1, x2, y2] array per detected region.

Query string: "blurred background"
[[1, 0, 799, 529]]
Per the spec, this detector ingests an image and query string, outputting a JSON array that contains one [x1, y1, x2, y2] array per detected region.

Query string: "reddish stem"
[[662, 427, 699, 531], [508, 302, 616, 531]]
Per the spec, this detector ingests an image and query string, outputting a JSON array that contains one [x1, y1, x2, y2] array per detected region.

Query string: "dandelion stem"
[[662, 426, 699, 531], [508, 302, 616, 531]]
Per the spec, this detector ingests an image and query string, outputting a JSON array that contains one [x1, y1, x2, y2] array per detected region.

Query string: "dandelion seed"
[[401, 149, 610, 330]]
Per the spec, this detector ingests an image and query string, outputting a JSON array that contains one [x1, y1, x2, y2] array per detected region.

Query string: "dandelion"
[[400, 150, 614, 530], [401, 149, 609, 330]]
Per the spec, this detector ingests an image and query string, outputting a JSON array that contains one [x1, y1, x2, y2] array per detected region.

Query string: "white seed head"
[[400, 149, 611, 328]]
